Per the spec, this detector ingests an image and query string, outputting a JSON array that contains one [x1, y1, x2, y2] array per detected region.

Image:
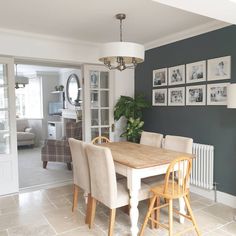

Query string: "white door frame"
[[83, 64, 115, 142], [0, 57, 18, 195]]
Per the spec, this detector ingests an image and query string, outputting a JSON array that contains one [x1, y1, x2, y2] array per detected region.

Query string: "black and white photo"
[[186, 85, 206, 106], [90, 71, 99, 88], [207, 83, 229, 105], [153, 68, 167, 87], [152, 89, 167, 106], [207, 56, 231, 81], [168, 87, 185, 106], [186, 61, 206, 83], [168, 65, 185, 86]]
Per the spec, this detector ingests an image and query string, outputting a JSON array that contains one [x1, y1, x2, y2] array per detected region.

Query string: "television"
[[48, 102, 63, 115]]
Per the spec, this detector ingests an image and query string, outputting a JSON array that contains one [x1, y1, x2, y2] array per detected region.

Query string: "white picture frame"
[[153, 68, 167, 87], [186, 85, 206, 106], [168, 65, 185, 86], [152, 88, 167, 106], [207, 56, 231, 81], [207, 83, 229, 105], [168, 87, 185, 106], [186, 60, 206, 84]]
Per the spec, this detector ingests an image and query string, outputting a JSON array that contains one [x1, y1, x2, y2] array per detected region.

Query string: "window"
[[15, 76, 43, 118]]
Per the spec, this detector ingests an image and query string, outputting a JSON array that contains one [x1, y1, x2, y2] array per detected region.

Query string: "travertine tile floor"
[[0, 184, 235, 236]]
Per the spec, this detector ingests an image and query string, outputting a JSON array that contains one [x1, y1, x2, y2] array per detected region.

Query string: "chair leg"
[[85, 193, 92, 224], [67, 162, 72, 170], [139, 196, 157, 236], [149, 198, 154, 229], [89, 197, 97, 229], [43, 161, 47, 169], [168, 199, 173, 236], [108, 208, 116, 236], [184, 196, 201, 236], [72, 185, 79, 212], [155, 196, 160, 229]]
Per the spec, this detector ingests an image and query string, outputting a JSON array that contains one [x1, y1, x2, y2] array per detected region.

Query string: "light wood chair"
[[139, 156, 201, 236], [68, 138, 91, 224], [85, 144, 151, 236], [91, 136, 110, 144], [140, 131, 163, 148]]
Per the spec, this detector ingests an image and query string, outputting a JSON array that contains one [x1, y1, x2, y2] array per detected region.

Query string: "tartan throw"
[[41, 121, 82, 163]]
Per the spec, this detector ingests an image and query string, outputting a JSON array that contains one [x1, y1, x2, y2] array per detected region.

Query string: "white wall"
[[113, 69, 134, 141], [0, 29, 100, 64]]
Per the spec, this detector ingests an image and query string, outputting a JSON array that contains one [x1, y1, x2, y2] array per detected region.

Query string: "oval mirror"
[[66, 74, 80, 106]]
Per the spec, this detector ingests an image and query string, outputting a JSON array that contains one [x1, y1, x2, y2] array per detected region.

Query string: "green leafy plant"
[[114, 94, 149, 120], [114, 94, 149, 142], [121, 118, 144, 143]]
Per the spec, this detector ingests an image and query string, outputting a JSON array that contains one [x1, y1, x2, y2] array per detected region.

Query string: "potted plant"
[[114, 94, 149, 142]]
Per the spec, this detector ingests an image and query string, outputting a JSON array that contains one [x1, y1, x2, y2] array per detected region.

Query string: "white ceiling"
[[0, 0, 220, 44], [153, 0, 236, 25]]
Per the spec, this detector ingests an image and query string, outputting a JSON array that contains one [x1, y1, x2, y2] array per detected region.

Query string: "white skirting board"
[[190, 185, 236, 208]]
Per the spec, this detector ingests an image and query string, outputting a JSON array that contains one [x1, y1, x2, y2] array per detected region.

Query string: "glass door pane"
[[84, 65, 114, 142]]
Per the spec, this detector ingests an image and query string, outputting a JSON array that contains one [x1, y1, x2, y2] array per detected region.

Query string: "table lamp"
[[227, 84, 236, 108]]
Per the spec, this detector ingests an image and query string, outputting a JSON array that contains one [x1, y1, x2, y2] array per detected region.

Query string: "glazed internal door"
[[83, 65, 114, 142], [0, 57, 18, 195]]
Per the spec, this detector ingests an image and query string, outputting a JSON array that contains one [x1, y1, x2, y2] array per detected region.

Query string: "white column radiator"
[[190, 143, 214, 190]]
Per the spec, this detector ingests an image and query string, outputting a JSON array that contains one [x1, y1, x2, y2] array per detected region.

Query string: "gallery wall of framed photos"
[[135, 25, 236, 196], [152, 56, 231, 107]]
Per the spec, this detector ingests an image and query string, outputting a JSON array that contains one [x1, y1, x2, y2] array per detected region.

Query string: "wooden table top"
[[100, 142, 194, 169]]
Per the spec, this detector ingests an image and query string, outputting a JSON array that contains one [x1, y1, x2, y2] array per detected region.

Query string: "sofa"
[[41, 120, 82, 170], [16, 119, 35, 147]]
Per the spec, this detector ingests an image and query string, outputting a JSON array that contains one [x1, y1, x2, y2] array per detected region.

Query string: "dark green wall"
[[135, 25, 236, 196]]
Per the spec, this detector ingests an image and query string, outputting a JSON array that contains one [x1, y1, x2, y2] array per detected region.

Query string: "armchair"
[[41, 120, 82, 170], [16, 119, 35, 147]]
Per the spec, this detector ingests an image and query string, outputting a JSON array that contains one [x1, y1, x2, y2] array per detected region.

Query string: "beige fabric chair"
[[68, 138, 91, 224], [16, 119, 35, 147], [86, 144, 151, 236], [140, 131, 163, 148], [143, 135, 193, 187]]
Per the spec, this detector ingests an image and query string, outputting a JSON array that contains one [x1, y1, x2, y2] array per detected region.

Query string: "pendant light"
[[99, 14, 145, 71], [15, 64, 29, 89]]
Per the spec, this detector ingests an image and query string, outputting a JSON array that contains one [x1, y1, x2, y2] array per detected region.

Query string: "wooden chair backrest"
[[164, 156, 192, 198], [91, 136, 110, 144]]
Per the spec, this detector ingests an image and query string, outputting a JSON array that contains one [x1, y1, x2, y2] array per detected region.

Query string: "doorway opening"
[[15, 63, 82, 190]]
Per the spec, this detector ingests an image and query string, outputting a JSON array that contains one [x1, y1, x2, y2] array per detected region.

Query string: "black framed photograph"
[[153, 68, 167, 87], [186, 85, 206, 106], [168, 87, 185, 106], [152, 88, 167, 106], [168, 65, 185, 86], [207, 56, 231, 81], [207, 83, 229, 105], [186, 60, 206, 84]]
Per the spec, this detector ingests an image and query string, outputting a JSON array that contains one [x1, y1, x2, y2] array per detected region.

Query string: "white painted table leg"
[[84, 192, 88, 204], [127, 169, 141, 236], [179, 197, 186, 223]]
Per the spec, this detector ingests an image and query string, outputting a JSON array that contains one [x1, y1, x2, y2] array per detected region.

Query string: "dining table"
[[100, 141, 194, 236]]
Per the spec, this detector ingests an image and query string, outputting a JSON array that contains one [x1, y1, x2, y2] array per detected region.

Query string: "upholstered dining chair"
[[68, 138, 91, 223], [91, 136, 110, 144], [139, 156, 201, 236], [85, 144, 151, 236], [140, 131, 163, 148], [143, 135, 193, 187]]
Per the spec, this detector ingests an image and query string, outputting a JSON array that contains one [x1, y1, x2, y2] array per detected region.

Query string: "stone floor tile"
[[43, 207, 86, 234], [202, 203, 236, 222], [8, 222, 55, 236], [0, 231, 8, 236], [220, 221, 236, 235]]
